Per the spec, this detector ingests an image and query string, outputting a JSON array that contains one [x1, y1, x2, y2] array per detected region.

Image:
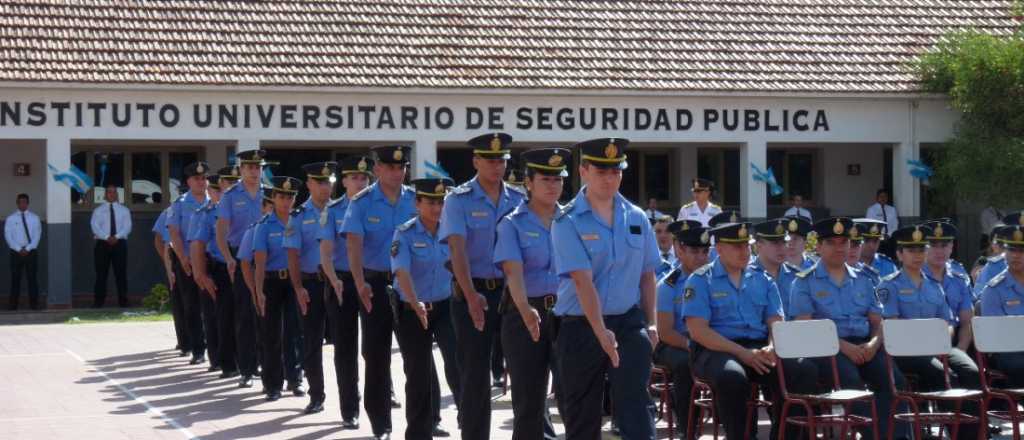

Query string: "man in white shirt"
[[645, 197, 666, 220], [5, 193, 42, 310], [90, 184, 133, 308], [677, 178, 722, 226], [783, 194, 812, 221], [864, 188, 899, 235]]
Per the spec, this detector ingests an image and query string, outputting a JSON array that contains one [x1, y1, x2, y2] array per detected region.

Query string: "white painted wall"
[[819, 143, 889, 217], [0, 139, 47, 218]]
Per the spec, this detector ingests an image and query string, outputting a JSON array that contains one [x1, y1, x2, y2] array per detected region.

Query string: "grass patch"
[[64, 309, 173, 324]]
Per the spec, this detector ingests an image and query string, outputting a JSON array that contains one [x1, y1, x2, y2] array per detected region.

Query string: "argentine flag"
[[261, 167, 274, 187], [47, 163, 93, 194]]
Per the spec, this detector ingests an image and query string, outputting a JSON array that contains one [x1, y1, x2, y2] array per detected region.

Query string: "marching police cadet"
[[167, 161, 210, 366], [923, 220, 976, 352], [253, 176, 303, 402], [391, 177, 460, 440], [782, 216, 815, 270], [879, 225, 981, 440], [978, 224, 1024, 388], [439, 132, 527, 440], [217, 149, 267, 387], [789, 217, 907, 440], [284, 161, 336, 414], [188, 172, 235, 376], [683, 221, 817, 440], [319, 155, 373, 429], [749, 219, 799, 316], [857, 218, 897, 278], [493, 147, 570, 440], [676, 178, 722, 226], [654, 219, 708, 437], [975, 212, 1021, 295], [551, 137, 659, 439], [154, 205, 188, 354], [342, 145, 416, 440], [235, 190, 274, 389]]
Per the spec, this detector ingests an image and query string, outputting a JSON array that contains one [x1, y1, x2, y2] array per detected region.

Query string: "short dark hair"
[[16, 193, 28, 202], [876, 189, 888, 197]]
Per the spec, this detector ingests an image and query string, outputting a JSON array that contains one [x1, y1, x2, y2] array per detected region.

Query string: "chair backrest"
[[882, 318, 951, 357], [772, 319, 839, 359], [973, 315, 1024, 353]]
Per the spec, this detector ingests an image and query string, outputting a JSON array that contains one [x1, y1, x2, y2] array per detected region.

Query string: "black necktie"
[[109, 204, 117, 238], [662, 252, 669, 261], [20, 212, 31, 245], [880, 203, 889, 234]]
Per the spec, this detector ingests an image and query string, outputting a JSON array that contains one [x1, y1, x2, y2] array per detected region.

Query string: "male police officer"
[[342, 145, 416, 440], [975, 212, 1022, 295], [857, 218, 897, 278], [749, 219, 799, 316], [677, 178, 721, 226], [552, 138, 659, 439], [923, 220, 975, 353], [654, 219, 709, 437], [439, 133, 526, 440], [978, 224, 1024, 388], [167, 161, 210, 366], [783, 216, 815, 270]]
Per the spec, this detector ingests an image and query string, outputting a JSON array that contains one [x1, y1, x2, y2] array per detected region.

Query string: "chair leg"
[[870, 398, 880, 440], [887, 399, 897, 440], [686, 385, 699, 440]]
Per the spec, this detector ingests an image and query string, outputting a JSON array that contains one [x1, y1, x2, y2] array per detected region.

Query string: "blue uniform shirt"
[[796, 255, 816, 271], [253, 214, 290, 271], [878, 270, 954, 322], [439, 177, 527, 279], [789, 263, 881, 339], [975, 255, 1008, 297], [493, 202, 559, 297], [655, 258, 675, 281], [948, 260, 969, 278], [924, 263, 973, 323], [869, 253, 898, 278], [167, 191, 207, 250], [748, 258, 798, 316], [979, 270, 1024, 316], [237, 224, 257, 262], [552, 189, 660, 316], [341, 183, 416, 272], [656, 267, 691, 335], [854, 262, 882, 287], [153, 207, 171, 243], [218, 183, 264, 248], [682, 259, 784, 341], [320, 196, 352, 272], [284, 198, 327, 274], [187, 201, 226, 263], [390, 217, 452, 303]]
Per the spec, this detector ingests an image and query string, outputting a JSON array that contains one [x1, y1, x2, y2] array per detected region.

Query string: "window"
[[131, 152, 162, 205], [70, 148, 202, 211], [92, 152, 124, 204], [643, 152, 670, 202], [697, 148, 740, 207], [71, 152, 87, 205], [767, 150, 816, 206]]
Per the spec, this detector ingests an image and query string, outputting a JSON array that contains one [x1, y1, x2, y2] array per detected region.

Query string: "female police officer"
[[494, 147, 571, 440]]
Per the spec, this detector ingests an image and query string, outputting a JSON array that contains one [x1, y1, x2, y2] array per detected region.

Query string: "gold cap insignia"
[[357, 158, 368, 172], [934, 224, 944, 238], [604, 142, 618, 159], [434, 183, 445, 194], [870, 224, 879, 235], [490, 134, 502, 151], [729, 212, 738, 223], [833, 220, 845, 235], [548, 154, 563, 167], [321, 165, 331, 177], [775, 222, 785, 235], [681, 221, 690, 231], [788, 219, 798, 232], [282, 179, 292, 191], [912, 227, 923, 242], [393, 149, 404, 161], [737, 224, 748, 239], [1013, 227, 1024, 242], [700, 230, 710, 244], [195, 163, 205, 174]]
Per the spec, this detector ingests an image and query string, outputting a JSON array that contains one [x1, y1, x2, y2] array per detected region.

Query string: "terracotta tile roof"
[[0, 0, 1018, 93]]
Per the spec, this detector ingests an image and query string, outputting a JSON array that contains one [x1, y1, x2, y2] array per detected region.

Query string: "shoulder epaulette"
[[327, 197, 345, 208], [664, 268, 683, 287], [555, 201, 575, 220], [709, 202, 721, 208], [881, 271, 901, 282], [257, 213, 270, 224], [397, 217, 416, 232], [877, 253, 894, 263], [290, 205, 305, 217], [987, 254, 1005, 263], [782, 262, 799, 273], [451, 184, 472, 195], [693, 263, 713, 276], [682, 201, 695, 208], [795, 262, 817, 279], [988, 272, 1007, 287], [862, 264, 880, 276], [351, 186, 373, 201], [506, 184, 527, 196]]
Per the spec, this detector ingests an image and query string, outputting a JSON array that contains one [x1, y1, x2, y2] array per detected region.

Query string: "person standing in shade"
[[783, 216, 815, 270], [676, 178, 721, 227], [653, 215, 677, 278], [154, 205, 187, 353], [320, 155, 373, 429], [5, 193, 41, 310], [865, 189, 899, 237], [749, 219, 799, 316], [391, 177, 461, 440], [217, 149, 268, 388], [645, 197, 666, 220], [284, 161, 335, 414], [91, 183, 132, 308], [783, 194, 812, 221], [552, 138, 659, 439], [342, 145, 417, 440], [494, 148, 571, 440], [440, 133, 527, 440], [856, 218, 897, 279], [167, 162, 209, 366], [978, 224, 1024, 388], [923, 220, 975, 353], [878, 225, 981, 440], [654, 219, 709, 438]]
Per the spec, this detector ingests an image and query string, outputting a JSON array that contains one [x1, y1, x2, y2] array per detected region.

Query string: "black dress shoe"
[[375, 433, 390, 440], [238, 375, 254, 388], [303, 398, 325, 414], [492, 378, 506, 389], [220, 370, 239, 379], [341, 417, 359, 429], [178, 350, 189, 357], [389, 392, 401, 409], [288, 381, 306, 397], [432, 424, 451, 437], [266, 391, 281, 402], [189, 355, 205, 365]]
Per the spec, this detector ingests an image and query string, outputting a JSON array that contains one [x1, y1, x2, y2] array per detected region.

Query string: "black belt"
[[472, 277, 503, 292], [560, 306, 639, 323], [264, 269, 289, 280], [527, 294, 557, 312], [211, 260, 228, 271], [301, 271, 324, 282], [364, 269, 392, 282], [396, 298, 449, 313]]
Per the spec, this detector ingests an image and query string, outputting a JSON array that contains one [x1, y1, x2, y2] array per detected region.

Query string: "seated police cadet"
[[253, 176, 302, 402], [283, 161, 335, 415], [683, 221, 817, 440], [975, 212, 1022, 296], [923, 220, 976, 353], [852, 219, 888, 286], [705, 210, 742, 262], [439, 133, 527, 440], [552, 138, 660, 440], [978, 224, 1024, 389], [879, 225, 981, 440], [342, 145, 416, 440], [318, 155, 373, 429], [749, 219, 799, 316], [857, 218, 897, 278], [390, 177, 460, 440], [789, 217, 907, 440], [654, 219, 709, 437], [493, 147, 571, 440], [783, 216, 815, 270]]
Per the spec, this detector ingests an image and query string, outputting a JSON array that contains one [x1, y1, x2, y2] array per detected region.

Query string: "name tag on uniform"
[[816, 291, 830, 298], [368, 216, 381, 223], [899, 289, 914, 295], [1008, 300, 1021, 306], [413, 242, 427, 248], [712, 292, 729, 299], [471, 211, 489, 218], [270, 232, 281, 237], [581, 234, 600, 241], [525, 231, 540, 238], [235, 201, 246, 206], [302, 219, 315, 225]]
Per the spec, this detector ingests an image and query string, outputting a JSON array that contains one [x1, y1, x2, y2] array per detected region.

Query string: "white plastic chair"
[[972, 316, 1024, 440]]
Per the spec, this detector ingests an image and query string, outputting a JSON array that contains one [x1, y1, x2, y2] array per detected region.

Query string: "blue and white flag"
[[750, 163, 784, 196], [261, 167, 274, 187], [423, 161, 451, 179], [907, 159, 933, 185], [47, 163, 93, 194]]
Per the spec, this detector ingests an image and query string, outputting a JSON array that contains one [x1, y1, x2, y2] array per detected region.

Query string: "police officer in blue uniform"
[[154, 205, 190, 356], [654, 219, 708, 438], [683, 221, 817, 440], [852, 219, 888, 286], [390, 177, 460, 440], [167, 161, 210, 365], [439, 132, 527, 440], [552, 138, 659, 439], [789, 217, 907, 440], [284, 161, 336, 414], [749, 219, 799, 316], [975, 212, 1021, 296], [493, 147, 570, 440], [783, 216, 815, 270], [342, 145, 417, 440], [217, 149, 268, 387], [705, 210, 742, 263], [253, 176, 302, 402], [879, 225, 981, 440], [858, 219, 897, 278], [978, 224, 1024, 388], [319, 155, 373, 429], [923, 220, 976, 353]]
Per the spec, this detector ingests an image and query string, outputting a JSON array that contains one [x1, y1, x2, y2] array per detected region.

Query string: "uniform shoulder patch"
[[881, 271, 900, 282], [397, 217, 416, 232], [682, 201, 695, 208], [693, 263, 712, 276], [351, 186, 373, 201], [450, 184, 472, 195], [257, 213, 271, 224], [326, 197, 345, 208], [988, 272, 1007, 287], [664, 268, 682, 287]]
